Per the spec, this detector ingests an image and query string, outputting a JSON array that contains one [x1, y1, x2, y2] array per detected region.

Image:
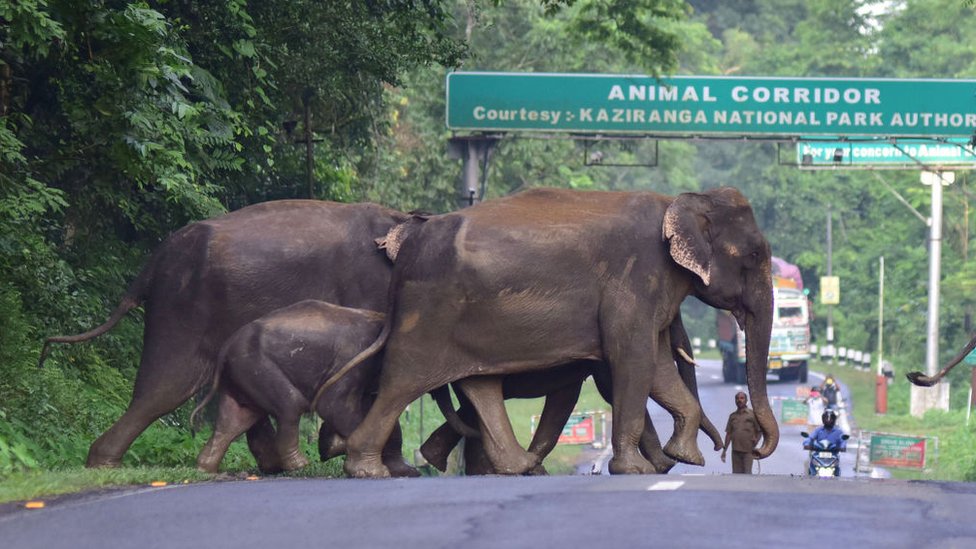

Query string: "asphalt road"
[[4, 473, 976, 548]]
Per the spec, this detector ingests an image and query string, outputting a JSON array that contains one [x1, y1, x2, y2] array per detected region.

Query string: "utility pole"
[[826, 203, 834, 364], [911, 170, 955, 416], [876, 256, 887, 414]]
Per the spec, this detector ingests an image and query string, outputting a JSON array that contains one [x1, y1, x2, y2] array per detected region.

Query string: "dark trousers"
[[731, 450, 754, 474]]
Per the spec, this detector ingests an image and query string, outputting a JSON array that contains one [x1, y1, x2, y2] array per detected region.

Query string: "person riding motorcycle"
[[820, 375, 840, 409], [804, 409, 847, 476]]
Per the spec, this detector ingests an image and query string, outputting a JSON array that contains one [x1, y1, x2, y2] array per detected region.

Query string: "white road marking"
[[647, 481, 685, 491]]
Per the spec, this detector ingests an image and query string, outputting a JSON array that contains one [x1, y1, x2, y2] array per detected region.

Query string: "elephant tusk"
[[677, 347, 698, 367]]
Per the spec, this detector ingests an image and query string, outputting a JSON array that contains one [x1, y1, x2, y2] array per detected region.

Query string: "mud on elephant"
[[330, 186, 777, 478], [39, 200, 408, 468]]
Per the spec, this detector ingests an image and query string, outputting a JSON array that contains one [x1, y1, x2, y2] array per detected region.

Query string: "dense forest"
[[3, 0, 976, 475]]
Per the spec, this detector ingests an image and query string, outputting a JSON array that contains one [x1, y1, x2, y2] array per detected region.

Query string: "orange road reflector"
[[150, 481, 167, 487], [246, 475, 260, 481], [25, 501, 45, 509]]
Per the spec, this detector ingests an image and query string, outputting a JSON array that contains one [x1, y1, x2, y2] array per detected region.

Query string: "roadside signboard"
[[821, 276, 840, 305], [965, 347, 976, 365], [868, 433, 929, 469], [780, 399, 808, 425], [446, 72, 976, 138], [559, 413, 596, 445], [798, 138, 976, 169]]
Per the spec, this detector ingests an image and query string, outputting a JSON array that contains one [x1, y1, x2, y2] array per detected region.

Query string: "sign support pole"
[[448, 135, 500, 209]]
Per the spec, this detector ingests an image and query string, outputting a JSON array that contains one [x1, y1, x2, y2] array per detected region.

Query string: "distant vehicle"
[[718, 258, 811, 384], [801, 431, 850, 477]]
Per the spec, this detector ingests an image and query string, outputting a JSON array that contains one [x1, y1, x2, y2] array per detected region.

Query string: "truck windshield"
[[777, 306, 806, 325]]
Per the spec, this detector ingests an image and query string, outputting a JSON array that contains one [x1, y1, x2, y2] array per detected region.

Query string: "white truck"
[[718, 274, 811, 384]]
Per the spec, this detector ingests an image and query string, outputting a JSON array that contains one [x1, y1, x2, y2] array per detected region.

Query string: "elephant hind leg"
[[456, 376, 537, 475], [88, 344, 208, 467], [382, 422, 420, 478], [272, 414, 310, 472], [196, 393, 262, 473], [247, 417, 283, 473]]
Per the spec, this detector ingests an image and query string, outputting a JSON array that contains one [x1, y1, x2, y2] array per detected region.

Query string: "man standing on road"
[[721, 391, 761, 474]]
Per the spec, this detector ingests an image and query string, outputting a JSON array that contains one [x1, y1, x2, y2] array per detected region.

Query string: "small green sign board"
[[446, 72, 976, 138], [966, 347, 976, 365], [868, 433, 928, 469], [798, 138, 976, 168], [780, 399, 808, 425]]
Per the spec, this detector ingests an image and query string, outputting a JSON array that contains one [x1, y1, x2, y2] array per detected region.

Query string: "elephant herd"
[[40, 187, 780, 478]]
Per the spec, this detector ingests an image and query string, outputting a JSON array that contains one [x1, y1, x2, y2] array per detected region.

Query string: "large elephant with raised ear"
[[38, 200, 408, 468], [334, 186, 777, 478]]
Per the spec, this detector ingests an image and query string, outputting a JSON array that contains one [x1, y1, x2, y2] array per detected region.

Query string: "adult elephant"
[[38, 200, 409, 468], [332, 186, 778, 478]]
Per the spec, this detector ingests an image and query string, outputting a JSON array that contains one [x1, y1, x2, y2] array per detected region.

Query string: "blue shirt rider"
[[804, 410, 847, 475]]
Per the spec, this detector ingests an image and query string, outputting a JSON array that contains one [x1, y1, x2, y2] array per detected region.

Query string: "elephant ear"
[[375, 214, 431, 262], [663, 193, 712, 286]]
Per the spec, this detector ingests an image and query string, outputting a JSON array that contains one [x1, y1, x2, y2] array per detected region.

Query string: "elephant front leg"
[[524, 381, 584, 475], [606, 371, 658, 475], [638, 410, 677, 474], [592, 367, 673, 474], [456, 376, 538, 475], [648, 340, 703, 466]]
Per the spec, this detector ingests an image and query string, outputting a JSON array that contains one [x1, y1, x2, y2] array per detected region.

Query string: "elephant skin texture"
[[39, 200, 408, 468], [341, 187, 778, 478]]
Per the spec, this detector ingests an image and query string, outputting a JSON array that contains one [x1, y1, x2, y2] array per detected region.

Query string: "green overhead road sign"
[[445, 72, 976, 138], [798, 138, 976, 168]]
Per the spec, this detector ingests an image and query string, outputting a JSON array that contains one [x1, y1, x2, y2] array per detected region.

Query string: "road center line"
[[647, 481, 685, 491]]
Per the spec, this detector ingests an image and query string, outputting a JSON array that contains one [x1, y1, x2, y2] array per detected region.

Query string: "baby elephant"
[[192, 300, 413, 476]]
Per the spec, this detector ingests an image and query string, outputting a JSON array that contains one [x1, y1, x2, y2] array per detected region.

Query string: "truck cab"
[[719, 275, 811, 383]]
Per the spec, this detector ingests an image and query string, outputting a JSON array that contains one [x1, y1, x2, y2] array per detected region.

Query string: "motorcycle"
[[800, 431, 850, 477]]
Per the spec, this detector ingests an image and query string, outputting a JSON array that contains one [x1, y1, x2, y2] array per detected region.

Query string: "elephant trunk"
[[907, 332, 976, 387], [744, 280, 779, 459]]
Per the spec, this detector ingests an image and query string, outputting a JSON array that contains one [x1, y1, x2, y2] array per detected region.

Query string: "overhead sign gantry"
[[446, 72, 976, 138]]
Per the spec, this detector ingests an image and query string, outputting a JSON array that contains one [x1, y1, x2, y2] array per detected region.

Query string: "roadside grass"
[[0, 466, 214, 504], [811, 358, 976, 481], [1, 384, 606, 505]]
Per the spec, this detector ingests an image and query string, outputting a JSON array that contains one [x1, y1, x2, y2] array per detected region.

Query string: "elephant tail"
[[907, 332, 976, 387], [310, 212, 433, 414], [189, 340, 230, 436], [310, 319, 391, 415], [37, 256, 155, 368], [431, 385, 480, 439]]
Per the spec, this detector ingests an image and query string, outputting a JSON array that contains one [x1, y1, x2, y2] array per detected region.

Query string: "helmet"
[[822, 410, 837, 426]]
